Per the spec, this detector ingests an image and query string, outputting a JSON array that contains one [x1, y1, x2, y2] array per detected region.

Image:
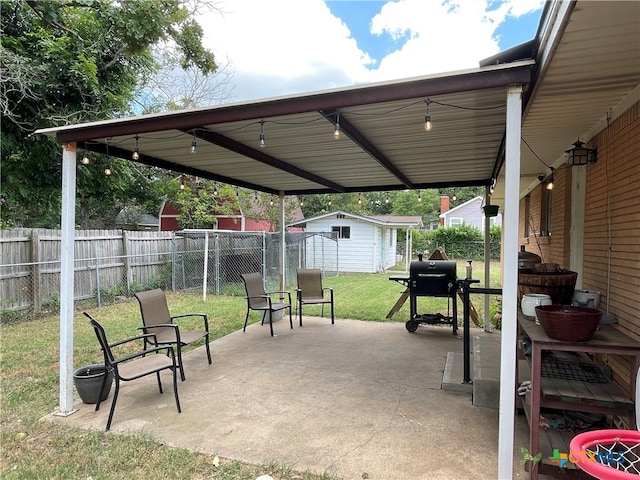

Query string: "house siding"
[[442, 197, 502, 230], [520, 102, 640, 396]]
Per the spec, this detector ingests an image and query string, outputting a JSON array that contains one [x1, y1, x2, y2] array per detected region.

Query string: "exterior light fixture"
[[565, 139, 597, 167]]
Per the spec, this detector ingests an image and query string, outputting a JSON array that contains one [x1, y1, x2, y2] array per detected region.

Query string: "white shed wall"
[[304, 216, 377, 273]]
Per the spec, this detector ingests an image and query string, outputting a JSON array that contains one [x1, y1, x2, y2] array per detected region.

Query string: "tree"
[[0, 0, 218, 228]]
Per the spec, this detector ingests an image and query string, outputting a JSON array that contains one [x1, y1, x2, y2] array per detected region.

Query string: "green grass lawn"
[[0, 265, 501, 479]]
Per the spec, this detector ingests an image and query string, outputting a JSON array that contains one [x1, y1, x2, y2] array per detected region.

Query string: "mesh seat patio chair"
[[296, 268, 335, 327], [241, 272, 293, 336], [134, 289, 211, 381], [83, 312, 181, 431]]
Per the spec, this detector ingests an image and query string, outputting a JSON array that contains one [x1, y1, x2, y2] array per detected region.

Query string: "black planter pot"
[[73, 364, 113, 404]]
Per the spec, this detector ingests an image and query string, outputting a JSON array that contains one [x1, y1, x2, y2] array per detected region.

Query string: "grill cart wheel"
[[405, 320, 419, 332]]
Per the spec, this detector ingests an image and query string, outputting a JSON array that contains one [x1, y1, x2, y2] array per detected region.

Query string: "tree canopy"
[[0, 0, 217, 228]]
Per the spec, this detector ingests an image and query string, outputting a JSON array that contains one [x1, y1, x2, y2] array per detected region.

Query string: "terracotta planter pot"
[[73, 364, 113, 404]]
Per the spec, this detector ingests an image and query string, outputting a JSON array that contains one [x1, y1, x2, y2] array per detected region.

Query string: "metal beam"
[[320, 110, 414, 188], [192, 129, 347, 193]]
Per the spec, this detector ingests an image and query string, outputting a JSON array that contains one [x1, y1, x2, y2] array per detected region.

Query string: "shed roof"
[[288, 210, 423, 228]]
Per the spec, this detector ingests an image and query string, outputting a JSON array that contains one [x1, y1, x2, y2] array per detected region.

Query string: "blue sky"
[[200, 0, 544, 103]]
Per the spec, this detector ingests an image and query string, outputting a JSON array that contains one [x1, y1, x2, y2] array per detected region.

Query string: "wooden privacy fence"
[[0, 229, 339, 314], [0, 229, 176, 311]]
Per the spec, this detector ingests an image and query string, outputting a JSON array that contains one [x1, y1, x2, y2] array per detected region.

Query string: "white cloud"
[[199, 0, 543, 102]]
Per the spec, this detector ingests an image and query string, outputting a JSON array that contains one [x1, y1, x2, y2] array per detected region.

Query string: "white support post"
[[56, 142, 77, 416], [279, 192, 286, 292], [484, 185, 491, 331], [498, 85, 522, 478], [202, 231, 209, 302]]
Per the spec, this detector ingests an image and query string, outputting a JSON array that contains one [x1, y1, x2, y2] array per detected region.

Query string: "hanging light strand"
[[334, 112, 341, 139]]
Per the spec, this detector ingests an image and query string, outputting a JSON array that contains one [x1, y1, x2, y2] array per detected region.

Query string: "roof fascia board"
[[39, 62, 533, 144]]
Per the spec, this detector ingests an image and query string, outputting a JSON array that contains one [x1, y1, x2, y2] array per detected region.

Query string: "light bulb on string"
[[213, 183, 218, 196], [385, 193, 389, 204], [424, 98, 433, 132], [300, 196, 304, 207], [81, 152, 90, 165], [334, 112, 341, 140], [180, 177, 185, 190], [132, 135, 140, 160], [452, 191, 457, 201], [104, 168, 112, 176], [358, 194, 362, 205], [417, 190, 422, 202], [259, 119, 266, 148], [546, 168, 555, 190], [190, 132, 197, 154]]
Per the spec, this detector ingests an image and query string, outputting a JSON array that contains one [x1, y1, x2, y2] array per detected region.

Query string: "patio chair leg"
[[268, 310, 274, 336], [177, 347, 186, 381], [105, 380, 120, 431], [172, 363, 182, 414], [299, 298, 303, 326], [243, 311, 250, 332], [204, 335, 212, 364], [288, 307, 293, 329]]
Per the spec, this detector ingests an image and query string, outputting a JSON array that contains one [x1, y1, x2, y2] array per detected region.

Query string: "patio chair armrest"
[[113, 344, 176, 365], [322, 287, 334, 299], [109, 332, 159, 348], [171, 313, 209, 331], [268, 290, 292, 304], [138, 324, 177, 331]]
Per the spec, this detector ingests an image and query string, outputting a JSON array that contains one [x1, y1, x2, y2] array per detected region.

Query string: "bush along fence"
[[407, 225, 502, 261], [0, 229, 338, 318]]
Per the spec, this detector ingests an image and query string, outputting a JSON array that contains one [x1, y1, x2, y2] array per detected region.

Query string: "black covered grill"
[[409, 259, 458, 296], [390, 256, 461, 334]]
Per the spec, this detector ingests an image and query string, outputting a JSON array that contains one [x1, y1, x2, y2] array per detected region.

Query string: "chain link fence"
[[0, 229, 338, 320]]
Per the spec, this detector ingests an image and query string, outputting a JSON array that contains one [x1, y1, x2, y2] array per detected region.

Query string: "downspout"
[[56, 142, 78, 417]]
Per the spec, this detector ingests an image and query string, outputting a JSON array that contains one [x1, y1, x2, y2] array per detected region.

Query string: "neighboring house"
[[115, 210, 159, 231], [288, 210, 423, 273], [159, 197, 303, 232], [439, 195, 502, 230]]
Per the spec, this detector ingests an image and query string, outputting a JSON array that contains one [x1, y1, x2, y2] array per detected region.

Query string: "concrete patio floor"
[[46, 317, 533, 480]]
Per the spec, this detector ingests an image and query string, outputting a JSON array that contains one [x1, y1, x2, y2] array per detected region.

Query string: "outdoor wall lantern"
[[565, 139, 597, 167]]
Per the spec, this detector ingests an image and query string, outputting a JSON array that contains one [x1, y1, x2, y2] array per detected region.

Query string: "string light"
[[547, 168, 555, 190], [104, 139, 112, 176], [452, 191, 457, 201], [180, 177, 185, 190], [270, 196, 274, 206], [190, 132, 197, 154], [259, 119, 266, 148], [81, 151, 90, 165], [417, 190, 422, 202], [358, 194, 362, 205], [132, 135, 140, 160], [385, 193, 389, 204], [424, 98, 433, 132], [213, 183, 218, 196], [300, 196, 304, 207], [254, 191, 258, 202], [334, 112, 341, 139]]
